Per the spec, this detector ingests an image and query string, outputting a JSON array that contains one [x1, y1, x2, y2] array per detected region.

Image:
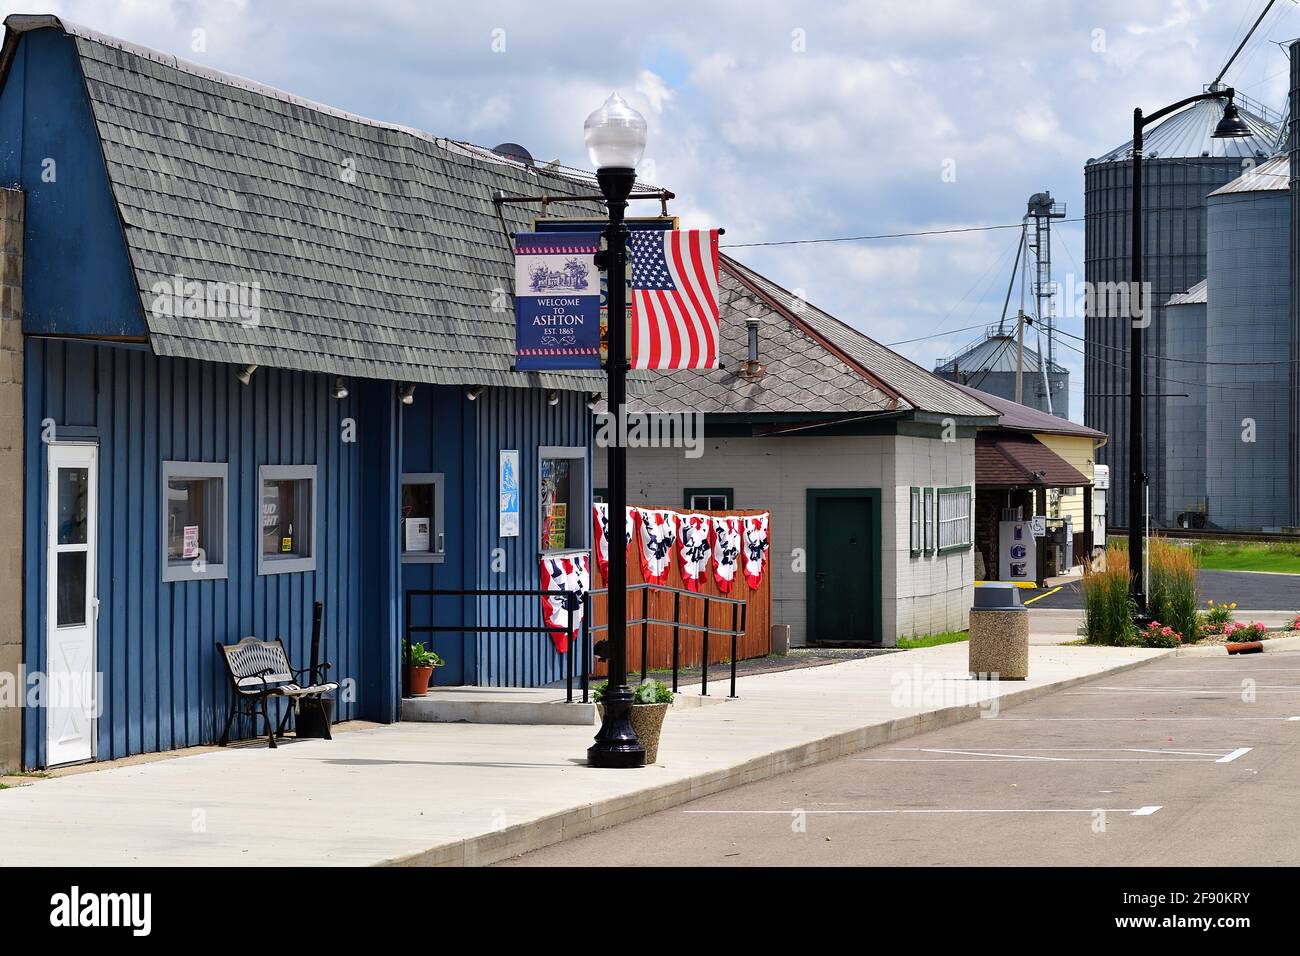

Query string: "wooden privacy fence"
[[589, 508, 772, 678]]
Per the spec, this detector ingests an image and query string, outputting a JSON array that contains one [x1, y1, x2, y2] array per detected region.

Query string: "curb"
[[383, 651, 1171, 867], [1172, 633, 1300, 657]]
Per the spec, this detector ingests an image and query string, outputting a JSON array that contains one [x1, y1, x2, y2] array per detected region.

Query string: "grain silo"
[[1084, 92, 1279, 529], [1162, 280, 1207, 527], [934, 333, 1068, 416], [1203, 153, 1291, 530]]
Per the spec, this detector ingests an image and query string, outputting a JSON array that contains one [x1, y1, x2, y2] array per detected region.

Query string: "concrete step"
[[402, 687, 596, 726]]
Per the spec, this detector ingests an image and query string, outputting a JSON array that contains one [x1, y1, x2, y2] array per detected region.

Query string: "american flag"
[[629, 229, 720, 369]]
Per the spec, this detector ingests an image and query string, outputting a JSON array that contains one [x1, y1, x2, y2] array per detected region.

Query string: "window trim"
[[538, 445, 588, 555], [923, 487, 935, 555], [683, 487, 734, 511], [161, 461, 229, 583], [936, 484, 974, 554], [909, 486, 922, 556], [401, 472, 446, 564], [257, 464, 318, 575]]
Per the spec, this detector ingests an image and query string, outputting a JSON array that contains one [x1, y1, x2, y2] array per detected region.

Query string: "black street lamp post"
[[1127, 88, 1250, 614], [586, 94, 647, 768]]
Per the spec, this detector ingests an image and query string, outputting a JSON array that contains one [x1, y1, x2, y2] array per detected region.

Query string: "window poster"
[[405, 517, 430, 553], [182, 525, 199, 559], [500, 450, 520, 538]]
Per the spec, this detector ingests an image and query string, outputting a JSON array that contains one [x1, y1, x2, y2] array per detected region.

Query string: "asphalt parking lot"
[[1023, 569, 1300, 612], [500, 651, 1300, 866]]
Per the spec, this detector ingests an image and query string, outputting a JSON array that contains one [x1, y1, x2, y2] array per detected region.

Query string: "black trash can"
[[295, 697, 334, 739]]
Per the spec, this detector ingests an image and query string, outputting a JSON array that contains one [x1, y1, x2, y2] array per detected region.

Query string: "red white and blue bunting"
[[676, 513, 712, 591], [636, 508, 678, 585], [539, 552, 589, 653], [742, 513, 771, 589], [592, 502, 635, 582], [711, 515, 742, 593]]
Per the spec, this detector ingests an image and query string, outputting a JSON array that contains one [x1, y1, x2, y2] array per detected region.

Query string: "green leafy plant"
[[1139, 620, 1181, 648], [1199, 599, 1236, 637], [406, 641, 444, 668], [1222, 621, 1267, 642], [1082, 544, 1137, 645], [593, 678, 673, 705]]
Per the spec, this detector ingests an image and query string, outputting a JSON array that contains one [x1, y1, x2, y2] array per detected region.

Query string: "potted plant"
[[406, 641, 445, 696], [1224, 621, 1267, 655], [594, 678, 673, 764]]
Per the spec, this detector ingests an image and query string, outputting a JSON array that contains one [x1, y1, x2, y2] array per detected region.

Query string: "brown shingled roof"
[[975, 432, 1089, 488]]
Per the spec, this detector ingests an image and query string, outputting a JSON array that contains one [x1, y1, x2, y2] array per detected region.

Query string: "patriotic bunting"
[[742, 513, 771, 589], [636, 508, 678, 585], [676, 513, 712, 591], [711, 515, 742, 593], [592, 502, 635, 582], [539, 553, 589, 653]]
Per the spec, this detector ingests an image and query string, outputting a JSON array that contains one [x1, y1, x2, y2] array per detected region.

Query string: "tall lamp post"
[[586, 93, 648, 768], [1128, 88, 1250, 615]]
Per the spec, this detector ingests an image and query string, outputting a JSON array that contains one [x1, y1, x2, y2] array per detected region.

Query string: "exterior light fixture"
[[332, 376, 349, 400], [585, 392, 600, 411], [399, 384, 416, 406], [236, 364, 258, 385], [466, 384, 485, 401], [547, 390, 560, 407], [585, 92, 648, 770], [584, 92, 647, 172], [1212, 99, 1251, 139]]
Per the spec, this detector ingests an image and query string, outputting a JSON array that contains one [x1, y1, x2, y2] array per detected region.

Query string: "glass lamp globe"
[[583, 93, 647, 170]]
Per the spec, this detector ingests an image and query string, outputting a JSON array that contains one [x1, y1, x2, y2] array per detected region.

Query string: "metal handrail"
[[588, 582, 747, 698], [402, 587, 590, 707]]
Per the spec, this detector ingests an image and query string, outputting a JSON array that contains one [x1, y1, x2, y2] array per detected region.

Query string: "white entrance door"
[[46, 443, 98, 766]]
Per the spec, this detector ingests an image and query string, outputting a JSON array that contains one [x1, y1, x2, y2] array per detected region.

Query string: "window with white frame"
[[909, 487, 922, 555], [539, 446, 588, 553], [401, 473, 445, 563], [258, 465, 317, 574], [937, 486, 973, 552], [162, 461, 228, 582]]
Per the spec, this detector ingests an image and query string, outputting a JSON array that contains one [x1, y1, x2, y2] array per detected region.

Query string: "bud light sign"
[[514, 232, 602, 370]]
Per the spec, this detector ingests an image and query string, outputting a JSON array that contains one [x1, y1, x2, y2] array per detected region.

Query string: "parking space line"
[[994, 716, 1297, 721], [683, 807, 1164, 816], [856, 746, 1242, 763], [1217, 747, 1253, 763], [1022, 586, 1062, 606]]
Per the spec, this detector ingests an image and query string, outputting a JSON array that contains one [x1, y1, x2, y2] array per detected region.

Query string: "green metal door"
[[809, 492, 879, 644]]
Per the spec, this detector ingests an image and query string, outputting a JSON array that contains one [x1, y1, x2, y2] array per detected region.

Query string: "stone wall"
[[0, 187, 23, 773]]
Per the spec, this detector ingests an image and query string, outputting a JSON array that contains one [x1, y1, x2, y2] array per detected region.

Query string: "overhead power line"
[[721, 219, 1084, 249]]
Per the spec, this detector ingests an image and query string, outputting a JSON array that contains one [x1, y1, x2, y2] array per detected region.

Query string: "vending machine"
[[999, 517, 1037, 583]]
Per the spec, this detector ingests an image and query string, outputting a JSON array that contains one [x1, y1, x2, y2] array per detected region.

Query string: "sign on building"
[[514, 232, 601, 370]]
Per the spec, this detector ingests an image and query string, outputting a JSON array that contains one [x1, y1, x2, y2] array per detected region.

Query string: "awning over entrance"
[[975, 432, 1089, 488]]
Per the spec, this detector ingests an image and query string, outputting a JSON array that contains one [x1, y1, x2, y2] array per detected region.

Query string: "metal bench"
[[216, 637, 339, 748]]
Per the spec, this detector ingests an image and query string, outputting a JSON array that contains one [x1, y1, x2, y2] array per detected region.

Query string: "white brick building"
[[598, 257, 997, 647]]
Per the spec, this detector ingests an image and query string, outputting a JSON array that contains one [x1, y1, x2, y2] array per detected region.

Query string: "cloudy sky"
[[4, 0, 1297, 420]]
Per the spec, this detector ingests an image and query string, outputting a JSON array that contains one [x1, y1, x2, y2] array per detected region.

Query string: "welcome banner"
[[514, 231, 602, 370]]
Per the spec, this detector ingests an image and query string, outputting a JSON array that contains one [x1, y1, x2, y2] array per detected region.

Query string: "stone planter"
[[597, 702, 670, 763]]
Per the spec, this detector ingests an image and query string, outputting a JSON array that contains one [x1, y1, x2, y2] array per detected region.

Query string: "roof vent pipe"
[[742, 319, 766, 380]]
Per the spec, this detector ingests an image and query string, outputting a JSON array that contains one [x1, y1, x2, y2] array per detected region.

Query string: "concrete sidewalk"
[[0, 643, 1165, 867]]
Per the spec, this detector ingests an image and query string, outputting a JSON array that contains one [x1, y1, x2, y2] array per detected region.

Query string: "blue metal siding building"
[[1, 16, 606, 767]]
